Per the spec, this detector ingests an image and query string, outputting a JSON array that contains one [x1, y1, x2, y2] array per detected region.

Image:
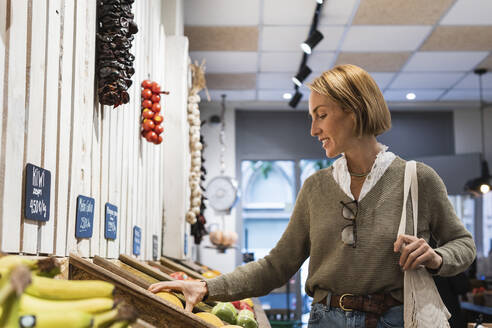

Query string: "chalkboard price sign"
[[152, 235, 158, 261], [104, 203, 118, 240], [24, 163, 51, 221], [75, 195, 95, 238], [133, 226, 141, 256]]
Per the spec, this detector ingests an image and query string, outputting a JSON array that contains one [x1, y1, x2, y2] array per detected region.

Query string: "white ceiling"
[[184, 0, 492, 103]]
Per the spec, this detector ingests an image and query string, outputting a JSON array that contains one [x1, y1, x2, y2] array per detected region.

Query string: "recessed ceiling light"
[[283, 93, 292, 100], [406, 92, 416, 100]]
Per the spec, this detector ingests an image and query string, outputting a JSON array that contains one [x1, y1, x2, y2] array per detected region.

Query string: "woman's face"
[[309, 91, 356, 158]]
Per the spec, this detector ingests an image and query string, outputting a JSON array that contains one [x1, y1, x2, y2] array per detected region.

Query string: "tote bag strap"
[[397, 161, 418, 237]]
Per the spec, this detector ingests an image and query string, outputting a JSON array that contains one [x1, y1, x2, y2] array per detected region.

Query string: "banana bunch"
[[0, 255, 137, 328]]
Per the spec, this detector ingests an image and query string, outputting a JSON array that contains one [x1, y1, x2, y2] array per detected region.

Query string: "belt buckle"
[[339, 293, 354, 312]]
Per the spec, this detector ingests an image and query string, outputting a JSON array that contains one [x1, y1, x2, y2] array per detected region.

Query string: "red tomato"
[[142, 109, 154, 119], [153, 114, 163, 125], [142, 99, 152, 108], [151, 94, 161, 103], [151, 82, 161, 94], [142, 119, 155, 131], [141, 89, 152, 99], [152, 103, 161, 113], [154, 135, 163, 144], [145, 131, 158, 142], [141, 80, 153, 89], [154, 124, 164, 135]]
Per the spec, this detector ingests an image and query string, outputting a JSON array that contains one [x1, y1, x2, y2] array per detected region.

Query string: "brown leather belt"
[[319, 293, 402, 328]]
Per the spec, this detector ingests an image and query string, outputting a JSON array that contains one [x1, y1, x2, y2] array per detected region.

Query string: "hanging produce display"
[[96, 0, 138, 107], [186, 61, 209, 231], [140, 80, 168, 145]]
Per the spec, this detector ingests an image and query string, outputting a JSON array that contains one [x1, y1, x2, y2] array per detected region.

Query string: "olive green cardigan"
[[206, 157, 476, 303]]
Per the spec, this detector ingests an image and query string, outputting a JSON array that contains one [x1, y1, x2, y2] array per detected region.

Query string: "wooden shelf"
[[69, 254, 216, 328]]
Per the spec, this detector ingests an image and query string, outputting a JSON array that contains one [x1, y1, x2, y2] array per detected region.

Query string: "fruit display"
[[204, 301, 258, 328], [154, 292, 183, 309], [195, 311, 224, 327], [211, 302, 238, 324], [236, 309, 258, 328], [0, 255, 137, 327], [140, 80, 167, 145], [96, 0, 138, 107]]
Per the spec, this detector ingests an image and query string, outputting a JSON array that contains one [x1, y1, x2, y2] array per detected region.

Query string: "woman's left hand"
[[394, 234, 442, 271]]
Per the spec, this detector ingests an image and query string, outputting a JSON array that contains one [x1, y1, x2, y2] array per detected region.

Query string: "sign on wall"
[[133, 226, 141, 256], [24, 163, 51, 221], [104, 203, 118, 240], [75, 195, 95, 238], [152, 234, 158, 261]]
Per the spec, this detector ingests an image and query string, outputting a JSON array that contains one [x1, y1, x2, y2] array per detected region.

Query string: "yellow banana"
[[0, 256, 37, 271], [25, 275, 115, 300], [0, 294, 20, 328], [93, 307, 119, 327], [93, 302, 137, 327], [109, 321, 129, 328], [20, 293, 114, 314], [18, 311, 93, 328]]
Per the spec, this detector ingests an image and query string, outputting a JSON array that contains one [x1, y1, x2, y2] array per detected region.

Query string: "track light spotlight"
[[301, 30, 324, 54], [288, 91, 303, 108], [292, 65, 312, 87], [465, 160, 492, 196]]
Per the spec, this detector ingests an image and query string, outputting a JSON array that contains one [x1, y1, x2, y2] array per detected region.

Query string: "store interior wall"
[[199, 102, 492, 269], [0, 0, 190, 261]]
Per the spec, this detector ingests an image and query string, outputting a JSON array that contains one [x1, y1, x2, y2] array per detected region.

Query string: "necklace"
[[349, 171, 369, 177]]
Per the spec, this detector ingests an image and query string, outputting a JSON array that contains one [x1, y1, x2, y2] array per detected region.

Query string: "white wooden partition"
[[0, 0, 189, 260]]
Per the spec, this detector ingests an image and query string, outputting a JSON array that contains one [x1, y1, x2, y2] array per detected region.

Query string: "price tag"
[[104, 203, 118, 240], [184, 233, 188, 256], [152, 235, 158, 261], [24, 163, 51, 221], [133, 226, 141, 256], [75, 195, 94, 238]]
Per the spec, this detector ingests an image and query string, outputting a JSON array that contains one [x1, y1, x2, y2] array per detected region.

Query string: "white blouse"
[[332, 143, 396, 201]]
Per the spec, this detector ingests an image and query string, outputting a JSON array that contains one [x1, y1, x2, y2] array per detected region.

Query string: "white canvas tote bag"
[[397, 160, 451, 328]]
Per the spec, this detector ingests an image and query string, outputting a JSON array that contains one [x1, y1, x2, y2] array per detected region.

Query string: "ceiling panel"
[[260, 52, 303, 72], [184, 0, 260, 26], [390, 72, 465, 89], [440, 0, 492, 25], [206, 73, 257, 90], [370, 73, 396, 90], [307, 52, 337, 72], [440, 89, 492, 101], [257, 73, 296, 89], [190, 51, 258, 73], [403, 52, 489, 71], [261, 26, 344, 52], [478, 55, 492, 70], [341, 26, 432, 51], [258, 89, 311, 102], [384, 89, 445, 101], [334, 52, 411, 72], [185, 26, 258, 51], [203, 90, 257, 101], [420, 26, 492, 51], [353, 0, 453, 25], [453, 72, 492, 89], [263, 0, 357, 26]]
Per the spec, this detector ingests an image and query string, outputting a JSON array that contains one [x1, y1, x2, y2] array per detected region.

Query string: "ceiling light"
[[316, 0, 324, 3], [465, 68, 491, 196], [288, 91, 302, 108], [300, 30, 324, 55], [406, 92, 416, 100], [292, 65, 312, 87], [283, 93, 292, 100]]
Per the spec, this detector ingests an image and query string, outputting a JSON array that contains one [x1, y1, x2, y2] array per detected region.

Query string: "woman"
[[149, 64, 476, 328]]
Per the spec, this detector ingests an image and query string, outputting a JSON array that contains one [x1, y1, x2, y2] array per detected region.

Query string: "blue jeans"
[[307, 302, 404, 328]]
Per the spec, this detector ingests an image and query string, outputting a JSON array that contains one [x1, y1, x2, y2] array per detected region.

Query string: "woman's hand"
[[148, 280, 208, 312], [393, 234, 442, 271]]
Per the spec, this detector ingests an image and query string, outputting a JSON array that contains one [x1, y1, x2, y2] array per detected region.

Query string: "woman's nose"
[[311, 122, 320, 137]]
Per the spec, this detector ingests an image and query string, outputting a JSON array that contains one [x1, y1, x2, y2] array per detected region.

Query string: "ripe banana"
[[20, 294, 114, 314], [0, 256, 37, 271], [24, 275, 115, 300], [108, 321, 129, 328], [93, 307, 119, 327], [18, 311, 93, 328]]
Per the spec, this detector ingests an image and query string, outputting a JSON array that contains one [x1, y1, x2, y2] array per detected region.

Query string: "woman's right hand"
[[148, 280, 208, 312]]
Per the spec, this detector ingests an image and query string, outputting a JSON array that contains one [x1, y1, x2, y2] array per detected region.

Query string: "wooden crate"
[[160, 256, 205, 280], [69, 254, 215, 328]]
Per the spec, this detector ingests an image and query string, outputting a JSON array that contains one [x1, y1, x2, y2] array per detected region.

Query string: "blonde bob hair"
[[309, 64, 391, 137]]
